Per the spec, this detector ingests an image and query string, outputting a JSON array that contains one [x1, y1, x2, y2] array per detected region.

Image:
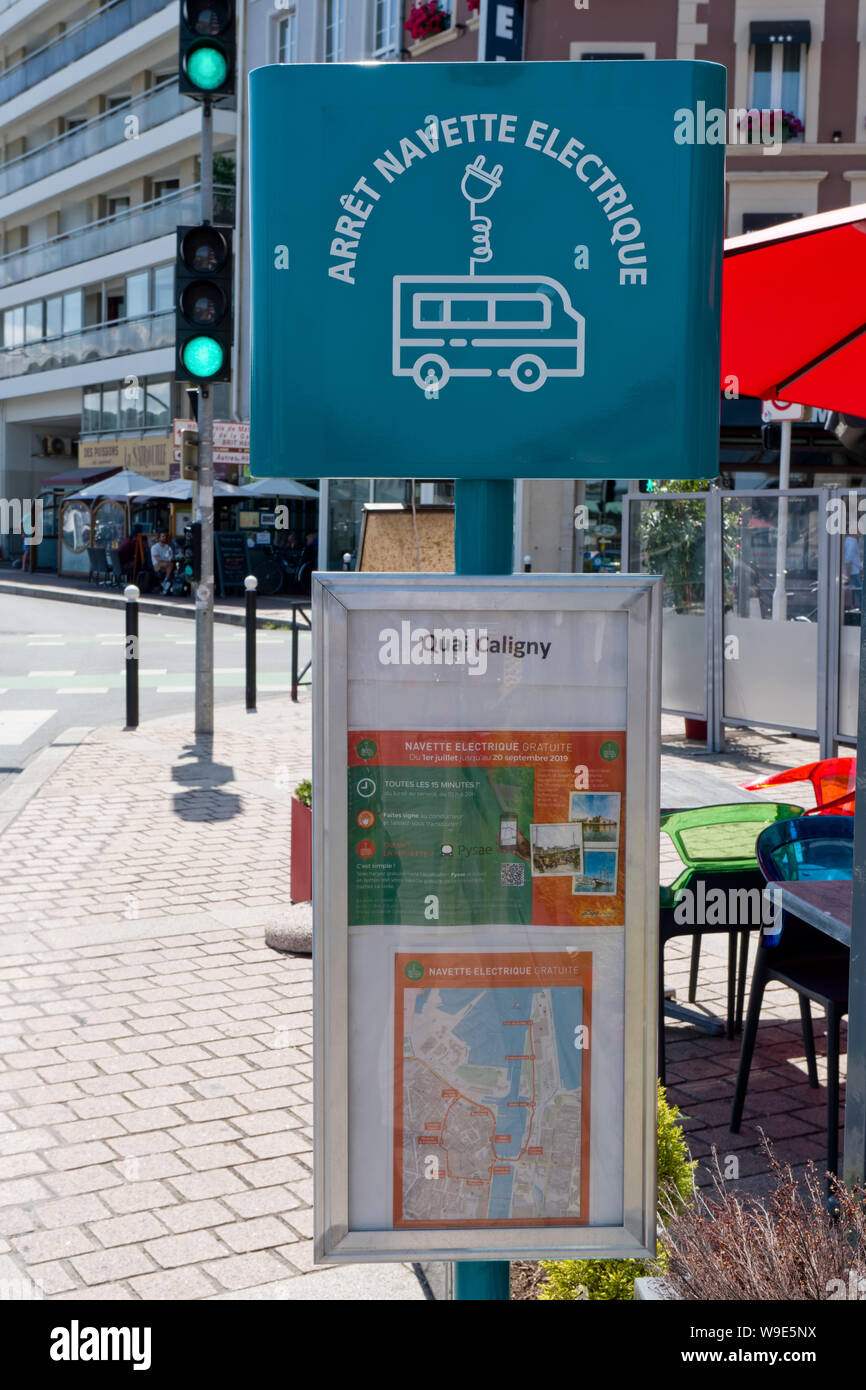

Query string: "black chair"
[[106, 550, 125, 587], [87, 546, 109, 584], [730, 815, 854, 1183]]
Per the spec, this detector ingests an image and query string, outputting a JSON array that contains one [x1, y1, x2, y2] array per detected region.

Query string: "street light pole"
[[195, 98, 215, 736]]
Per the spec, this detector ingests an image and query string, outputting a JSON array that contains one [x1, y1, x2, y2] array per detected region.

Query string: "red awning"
[[721, 203, 866, 417]]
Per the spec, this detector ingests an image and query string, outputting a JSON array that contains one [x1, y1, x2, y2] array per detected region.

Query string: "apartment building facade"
[[0, 0, 237, 566]]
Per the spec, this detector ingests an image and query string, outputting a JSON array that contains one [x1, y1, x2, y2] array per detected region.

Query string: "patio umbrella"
[[721, 202, 866, 415], [130, 479, 242, 501], [64, 469, 162, 499], [721, 202, 866, 1189], [236, 476, 318, 498]]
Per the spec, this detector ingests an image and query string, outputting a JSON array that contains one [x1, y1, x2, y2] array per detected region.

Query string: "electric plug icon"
[[460, 156, 503, 208]]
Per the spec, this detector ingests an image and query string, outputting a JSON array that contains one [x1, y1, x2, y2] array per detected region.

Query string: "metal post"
[[342, 551, 352, 571], [124, 584, 139, 731], [291, 607, 299, 703], [454, 477, 513, 1302], [771, 419, 791, 621], [844, 604, 866, 1186], [523, 554, 532, 573], [195, 98, 215, 735], [244, 574, 257, 713]]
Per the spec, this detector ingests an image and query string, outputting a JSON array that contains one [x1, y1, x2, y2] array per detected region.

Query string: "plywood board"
[[358, 506, 454, 573]]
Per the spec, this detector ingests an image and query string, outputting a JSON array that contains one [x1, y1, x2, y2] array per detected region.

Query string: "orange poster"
[[348, 729, 626, 927], [394, 951, 591, 1228]]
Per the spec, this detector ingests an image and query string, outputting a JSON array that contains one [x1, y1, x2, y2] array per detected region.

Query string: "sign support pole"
[[453, 476, 513, 1301], [195, 98, 215, 736]]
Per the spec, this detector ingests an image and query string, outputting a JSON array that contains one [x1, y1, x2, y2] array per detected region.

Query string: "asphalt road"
[[0, 594, 311, 790]]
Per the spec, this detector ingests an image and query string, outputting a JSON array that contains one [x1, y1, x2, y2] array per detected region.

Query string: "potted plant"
[[650, 1142, 866, 1299], [406, 2, 450, 43], [290, 778, 312, 904]]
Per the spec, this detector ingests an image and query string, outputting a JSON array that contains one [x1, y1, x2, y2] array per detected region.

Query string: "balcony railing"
[[0, 80, 191, 198], [0, 309, 173, 379], [0, 183, 234, 288], [0, 0, 171, 107]]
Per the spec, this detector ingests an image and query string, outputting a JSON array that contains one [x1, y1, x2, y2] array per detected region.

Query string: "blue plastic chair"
[[731, 816, 853, 1184]]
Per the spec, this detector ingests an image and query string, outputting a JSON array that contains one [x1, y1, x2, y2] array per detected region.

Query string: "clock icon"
[[356, 776, 377, 798]]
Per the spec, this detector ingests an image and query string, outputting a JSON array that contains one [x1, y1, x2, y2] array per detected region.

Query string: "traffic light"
[[180, 429, 199, 480], [175, 224, 233, 384], [179, 1, 235, 100], [184, 523, 202, 582]]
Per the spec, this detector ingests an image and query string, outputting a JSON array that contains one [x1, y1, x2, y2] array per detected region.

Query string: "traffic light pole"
[[195, 98, 215, 736]]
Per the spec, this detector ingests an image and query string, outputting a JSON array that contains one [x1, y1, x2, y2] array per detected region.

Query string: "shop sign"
[[77, 435, 172, 479]]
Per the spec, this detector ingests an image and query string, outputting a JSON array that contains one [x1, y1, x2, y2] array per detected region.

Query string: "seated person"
[[117, 524, 142, 578], [150, 530, 176, 594]]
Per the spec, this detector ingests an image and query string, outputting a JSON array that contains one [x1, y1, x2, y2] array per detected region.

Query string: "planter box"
[[683, 717, 707, 741], [290, 796, 312, 904], [634, 1276, 678, 1300]]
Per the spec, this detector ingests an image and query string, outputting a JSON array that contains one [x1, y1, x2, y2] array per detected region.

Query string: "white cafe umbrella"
[[130, 478, 242, 501], [236, 476, 318, 499], [64, 470, 162, 499]]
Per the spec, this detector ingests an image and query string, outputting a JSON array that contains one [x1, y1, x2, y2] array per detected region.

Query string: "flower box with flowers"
[[739, 109, 804, 143], [406, 3, 451, 43]]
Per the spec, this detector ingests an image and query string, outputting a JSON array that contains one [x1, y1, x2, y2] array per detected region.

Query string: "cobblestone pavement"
[[0, 696, 846, 1297], [659, 721, 847, 1200]]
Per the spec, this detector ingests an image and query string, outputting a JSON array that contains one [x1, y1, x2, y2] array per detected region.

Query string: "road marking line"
[[28, 670, 75, 677], [140, 668, 168, 675], [156, 685, 194, 692], [56, 687, 109, 694], [27, 641, 65, 646]]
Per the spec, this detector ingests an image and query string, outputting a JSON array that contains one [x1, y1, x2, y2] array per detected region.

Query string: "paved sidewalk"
[[0, 698, 844, 1298], [0, 697, 423, 1300]]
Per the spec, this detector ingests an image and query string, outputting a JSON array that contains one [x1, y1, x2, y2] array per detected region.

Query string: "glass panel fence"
[[0, 311, 173, 379], [0, 83, 189, 198], [836, 496, 863, 742], [722, 492, 821, 735], [0, 186, 234, 287], [627, 494, 708, 718], [0, 0, 169, 107]]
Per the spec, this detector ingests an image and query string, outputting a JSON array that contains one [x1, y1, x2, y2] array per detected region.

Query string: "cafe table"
[[763, 879, 852, 947]]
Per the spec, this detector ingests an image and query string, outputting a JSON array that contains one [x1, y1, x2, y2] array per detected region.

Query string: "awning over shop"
[[749, 20, 811, 45], [39, 466, 121, 489]]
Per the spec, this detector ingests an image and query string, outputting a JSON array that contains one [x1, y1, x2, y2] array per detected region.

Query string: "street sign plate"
[[250, 61, 725, 479]]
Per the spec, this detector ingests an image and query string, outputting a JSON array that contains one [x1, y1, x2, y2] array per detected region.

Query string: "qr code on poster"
[[500, 862, 525, 887]]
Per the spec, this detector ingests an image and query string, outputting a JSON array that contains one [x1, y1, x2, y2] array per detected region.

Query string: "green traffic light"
[[186, 43, 228, 91], [182, 336, 224, 378]]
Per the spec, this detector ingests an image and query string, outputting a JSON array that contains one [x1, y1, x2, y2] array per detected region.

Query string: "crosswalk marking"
[[56, 687, 109, 694], [28, 670, 75, 677], [0, 709, 57, 744]]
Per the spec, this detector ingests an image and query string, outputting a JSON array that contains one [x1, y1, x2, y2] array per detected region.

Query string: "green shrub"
[[538, 1082, 695, 1301], [294, 779, 312, 808]]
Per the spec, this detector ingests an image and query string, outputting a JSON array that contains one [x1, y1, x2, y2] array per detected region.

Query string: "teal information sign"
[[249, 60, 725, 479]]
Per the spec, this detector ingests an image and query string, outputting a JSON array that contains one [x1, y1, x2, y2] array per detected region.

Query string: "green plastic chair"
[[659, 800, 804, 1081]]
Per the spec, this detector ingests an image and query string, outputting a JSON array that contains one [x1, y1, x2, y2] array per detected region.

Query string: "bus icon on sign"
[[392, 275, 585, 393]]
